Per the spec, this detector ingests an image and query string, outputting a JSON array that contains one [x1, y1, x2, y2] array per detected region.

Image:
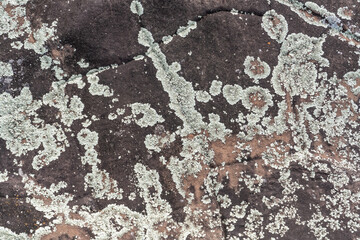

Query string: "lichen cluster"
[[0, 0, 359, 239]]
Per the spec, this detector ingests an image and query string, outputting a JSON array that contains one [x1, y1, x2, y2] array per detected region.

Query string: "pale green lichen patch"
[[271, 33, 329, 96], [222, 84, 242, 105], [241, 86, 273, 116], [133, 55, 144, 61], [209, 80, 222, 96], [43, 81, 84, 127], [84, 167, 124, 200], [0, 0, 30, 39], [337, 7, 353, 20], [144, 132, 175, 153], [196, 90, 212, 103], [67, 74, 85, 89], [0, 170, 9, 182], [261, 10, 288, 43], [343, 69, 360, 95], [177, 20, 197, 38], [0, 226, 28, 240], [86, 68, 114, 97], [0, 61, 13, 77], [24, 21, 58, 54], [207, 113, 232, 142], [0, 87, 68, 170], [10, 41, 23, 49], [40, 55, 52, 70], [130, 0, 144, 16], [77, 58, 89, 68], [162, 35, 173, 44], [123, 103, 164, 128], [137, 27, 205, 134], [243, 56, 271, 83], [77, 128, 123, 200]]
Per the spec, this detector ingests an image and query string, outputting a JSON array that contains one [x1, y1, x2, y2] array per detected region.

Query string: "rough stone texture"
[[0, 0, 359, 239]]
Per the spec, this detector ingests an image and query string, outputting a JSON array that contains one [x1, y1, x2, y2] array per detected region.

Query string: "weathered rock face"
[[0, 0, 359, 239]]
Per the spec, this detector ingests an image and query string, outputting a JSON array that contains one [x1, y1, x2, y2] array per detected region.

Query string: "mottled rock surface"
[[0, 0, 359, 239]]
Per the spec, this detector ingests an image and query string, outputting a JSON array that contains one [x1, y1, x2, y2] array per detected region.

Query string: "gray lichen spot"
[[0, 170, 9, 183], [0, 87, 68, 170], [10, 41, 23, 49], [162, 35, 173, 44], [40, 55, 52, 70], [243, 56, 271, 83], [127, 103, 165, 128], [241, 86, 273, 116], [209, 80, 222, 96], [261, 10, 288, 43], [177, 20, 197, 38], [196, 90, 212, 103], [130, 0, 144, 16], [43, 81, 84, 127], [0, 61, 13, 77], [137, 27, 205, 134], [337, 7, 353, 21], [87, 68, 114, 97], [207, 113, 232, 142], [271, 33, 329, 96], [343, 69, 360, 95], [77, 58, 89, 68], [222, 84, 242, 105]]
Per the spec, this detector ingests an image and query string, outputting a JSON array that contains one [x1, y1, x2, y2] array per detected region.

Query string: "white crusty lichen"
[[343, 69, 360, 95], [130, 0, 144, 16], [261, 10, 288, 43], [337, 7, 353, 20], [24, 21, 58, 54], [68, 74, 85, 89], [243, 56, 271, 83], [123, 103, 164, 128], [77, 128, 123, 200], [0, 87, 68, 170], [0, 61, 13, 77], [77, 58, 89, 68], [144, 132, 175, 153], [222, 84, 242, 105], [40, 55, 52, 70], [207, 113, 232, 142], [177, 20, 197, 38], [137, 27, 205, 134], [209, 80, 223, 96], [240, 86, 273, 116], [0, 170, 9, 182], [0, 0, 30, 39], [43, 81, 84, 127], [271, 33, 329, 96], [196, 90, 212, 103], [162, 35, 173, 44], [23, 177, 73, 220], [86, 67, 114, 97], [0, 226, 28, 240]]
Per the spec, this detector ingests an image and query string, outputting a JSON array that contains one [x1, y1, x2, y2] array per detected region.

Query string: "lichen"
[[261, 10, 288, 43], [209, 80, 223, 96], [196, 90, 212, 103], [271, 33, 329, 96], [0, 61, 13, 77], [177, 20, 197, 38], [130, 0, 144, 16], [222, 84, 242, 105], [243, 56, 271, 83], [123, 103, 164, 128]]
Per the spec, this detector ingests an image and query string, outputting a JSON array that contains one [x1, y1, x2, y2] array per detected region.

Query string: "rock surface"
[[0, 0, 359, 239]]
